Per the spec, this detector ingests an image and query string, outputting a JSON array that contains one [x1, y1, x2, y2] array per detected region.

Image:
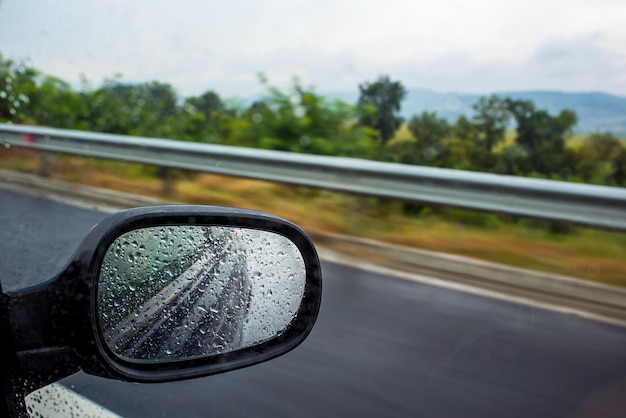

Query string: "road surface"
[[1, 189, 626, 417]]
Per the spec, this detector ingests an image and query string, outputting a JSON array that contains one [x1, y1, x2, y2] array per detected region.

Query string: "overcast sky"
[[1, 0, 625, 98]]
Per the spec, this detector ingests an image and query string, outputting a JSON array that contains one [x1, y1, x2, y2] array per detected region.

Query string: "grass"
[[1, 148, 624, 286]]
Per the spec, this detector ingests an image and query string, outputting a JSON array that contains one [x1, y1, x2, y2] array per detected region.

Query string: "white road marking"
[[317, 248, 626, 328], [25, 383, 122, 418]]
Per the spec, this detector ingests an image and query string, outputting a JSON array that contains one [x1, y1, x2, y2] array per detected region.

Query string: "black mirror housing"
[[4, 205, 322, 390]]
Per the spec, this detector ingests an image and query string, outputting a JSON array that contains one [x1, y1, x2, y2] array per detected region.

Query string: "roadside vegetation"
[[1, 53, 624, 286]]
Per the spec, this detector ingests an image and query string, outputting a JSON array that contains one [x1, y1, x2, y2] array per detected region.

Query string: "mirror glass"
[[97, 225, 306, 362]]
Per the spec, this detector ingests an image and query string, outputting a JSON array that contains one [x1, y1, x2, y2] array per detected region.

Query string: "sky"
[[1, 0, 625, 99]]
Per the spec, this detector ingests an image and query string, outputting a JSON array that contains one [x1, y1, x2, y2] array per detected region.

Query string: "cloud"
[[478, 34, 626, 94], [532, 34, 625, 79], [1, 0, 626, 97], [377, 34, 626, 95]]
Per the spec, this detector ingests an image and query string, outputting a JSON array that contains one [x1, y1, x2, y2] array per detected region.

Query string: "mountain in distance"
[[324, 88, 626, 135]]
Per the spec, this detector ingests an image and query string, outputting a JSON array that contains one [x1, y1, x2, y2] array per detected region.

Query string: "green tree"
[[233, 78, 378, 157], [142, 81, 178, 119], [96, 75, 380, 156], [177, 90, 232, 143], [505, 98, 577, 176], [25, 76, 88, 129], [357, 75, 406, 144], [492, 143, 528, 175], [408, 112, 450, 147], [85, 80, 180, 136], [574, 132, 626, 185], [185, 90, 223, 121], [454, 115, 478, 142], [0, 54, 38, 123], [471, 95, 510, 153], [402, 111, 450, 164], [439, 115, 478, 170]]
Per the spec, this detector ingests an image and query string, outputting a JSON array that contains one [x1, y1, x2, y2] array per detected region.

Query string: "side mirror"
[[4, 206, 322, 389]]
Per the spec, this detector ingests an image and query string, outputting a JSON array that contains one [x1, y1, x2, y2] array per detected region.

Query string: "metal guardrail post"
[[38, 152, 51, 178], [156, 167, 175, 198]]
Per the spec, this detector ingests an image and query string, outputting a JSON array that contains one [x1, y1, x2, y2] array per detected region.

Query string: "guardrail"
[[1, 124, 625, 232]]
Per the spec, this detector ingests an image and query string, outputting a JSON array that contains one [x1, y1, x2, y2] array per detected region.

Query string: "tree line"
[[1, 54, 624, 187]]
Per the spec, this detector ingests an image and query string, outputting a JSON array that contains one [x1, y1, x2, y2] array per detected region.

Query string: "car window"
[[1, 1, 625, 417]]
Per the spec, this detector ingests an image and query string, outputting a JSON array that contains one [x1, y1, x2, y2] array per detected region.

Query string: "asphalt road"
[[1, 189, 626, 418], [111, 248, 252, 361]]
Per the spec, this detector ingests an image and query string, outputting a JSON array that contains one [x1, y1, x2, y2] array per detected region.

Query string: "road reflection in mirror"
[[97, 225, 306, 362]]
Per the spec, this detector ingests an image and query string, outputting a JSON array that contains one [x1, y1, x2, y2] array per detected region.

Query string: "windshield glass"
[[1, 1, 625, 417]]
